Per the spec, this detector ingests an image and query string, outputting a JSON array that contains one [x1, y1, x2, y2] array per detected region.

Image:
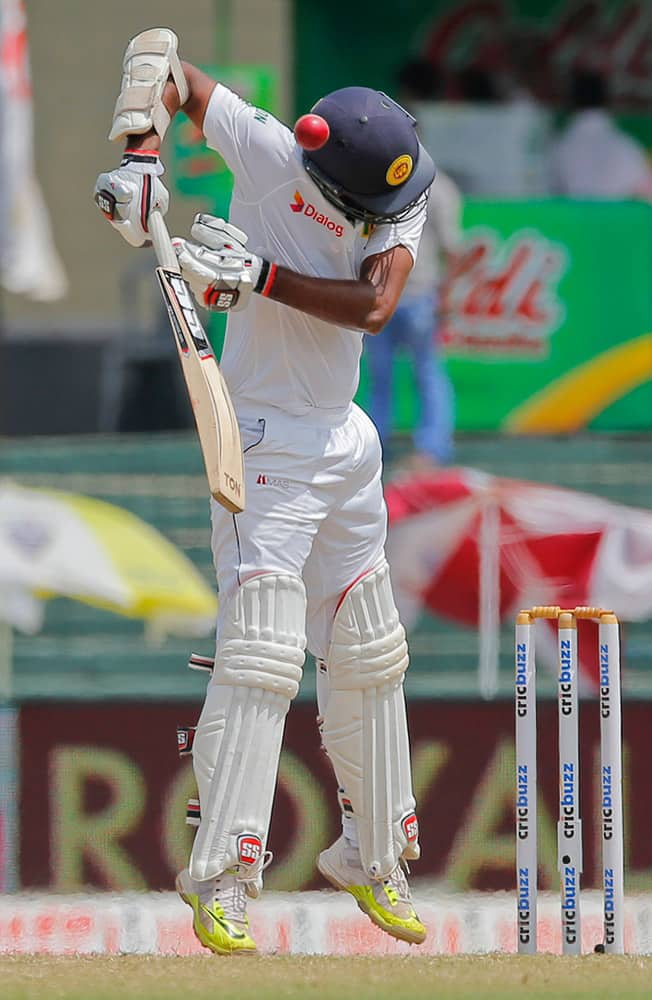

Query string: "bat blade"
[[155, 267, 245, 513]]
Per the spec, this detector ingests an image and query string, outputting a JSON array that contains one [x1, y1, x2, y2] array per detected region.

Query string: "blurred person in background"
[[365, 59, 463, 473], [95, 30, 434, 958], [549, 68, 652, 200], [456, 64, 502, 103]]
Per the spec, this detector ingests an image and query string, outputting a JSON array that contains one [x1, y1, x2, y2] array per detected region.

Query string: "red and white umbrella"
[[385, 468, 652, 697]]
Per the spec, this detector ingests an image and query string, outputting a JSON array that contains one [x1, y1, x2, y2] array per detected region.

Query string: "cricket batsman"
[[94, 28, 435, 955]]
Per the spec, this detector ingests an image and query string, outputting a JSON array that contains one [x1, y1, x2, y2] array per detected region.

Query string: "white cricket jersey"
[[202, 84, 427, 416]]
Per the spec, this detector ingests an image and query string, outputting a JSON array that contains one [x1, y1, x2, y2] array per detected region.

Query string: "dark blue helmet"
[[302, 86, 435, 225]]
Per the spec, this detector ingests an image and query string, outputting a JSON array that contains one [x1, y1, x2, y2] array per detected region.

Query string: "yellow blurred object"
[[0, 482, 217, 636], [504, 333, 652, 433]]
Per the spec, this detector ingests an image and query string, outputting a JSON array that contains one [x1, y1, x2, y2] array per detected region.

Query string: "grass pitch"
[[2, 954, 652, 1000]]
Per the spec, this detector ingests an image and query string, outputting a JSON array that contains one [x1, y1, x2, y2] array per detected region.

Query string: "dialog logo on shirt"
[[290, 190, 344, 238]]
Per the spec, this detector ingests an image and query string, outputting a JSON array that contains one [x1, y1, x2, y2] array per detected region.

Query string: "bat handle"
[[148, 209, 180, 272]]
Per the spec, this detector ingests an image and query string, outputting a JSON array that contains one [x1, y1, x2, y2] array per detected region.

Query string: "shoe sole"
[[175, 876, 257, 957], [317, 857, 426, 946]]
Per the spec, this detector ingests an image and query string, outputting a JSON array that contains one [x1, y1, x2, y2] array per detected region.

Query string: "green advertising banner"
[[443, 200, 652, 432], [170, 64, 278, 216], [359, 200, 652, 433]]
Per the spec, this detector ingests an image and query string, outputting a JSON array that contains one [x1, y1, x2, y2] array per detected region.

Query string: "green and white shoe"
[[317, 835, 426, 945], [176, 865, 261, 956]]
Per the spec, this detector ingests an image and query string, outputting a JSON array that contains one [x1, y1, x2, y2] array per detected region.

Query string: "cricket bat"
[[148, 209, 245, 513]]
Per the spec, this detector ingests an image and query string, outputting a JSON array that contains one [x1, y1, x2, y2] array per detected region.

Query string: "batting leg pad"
[[190, 573, 307, 881], [321, 561, 419, 879]]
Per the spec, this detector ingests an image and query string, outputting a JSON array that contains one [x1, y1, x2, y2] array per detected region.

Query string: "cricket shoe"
[[317, 835, 426, 945], [176, 853, 270, 956]]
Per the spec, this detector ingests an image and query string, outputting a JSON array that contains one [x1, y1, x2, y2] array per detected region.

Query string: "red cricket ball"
[[294, 114, 330, 151]]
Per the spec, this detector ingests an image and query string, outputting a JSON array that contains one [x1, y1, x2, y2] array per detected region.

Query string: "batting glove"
[[94, 150, 169, 248], [174, 214, 271, 312]]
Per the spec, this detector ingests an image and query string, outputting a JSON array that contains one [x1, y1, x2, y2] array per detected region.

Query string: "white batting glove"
[[94, 150, 169, 248], [191, 214, 250, 255], [173, 214, 272, 312]]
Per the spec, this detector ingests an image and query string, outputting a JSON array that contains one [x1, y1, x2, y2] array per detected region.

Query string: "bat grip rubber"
[[148, 209, 179, 272]]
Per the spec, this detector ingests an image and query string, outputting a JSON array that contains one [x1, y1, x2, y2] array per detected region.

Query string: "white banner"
[[0, 890, 649, 954], [0, 0, 67, 300]]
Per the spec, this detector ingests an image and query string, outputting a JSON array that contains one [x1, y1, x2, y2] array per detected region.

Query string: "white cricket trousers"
[[210, 400, 387, 660]]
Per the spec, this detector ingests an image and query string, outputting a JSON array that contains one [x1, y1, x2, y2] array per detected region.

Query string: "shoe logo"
[[289, 190, 344, 238], [237, 833, 262, 865], [402, 812, 419, 843], [202, 904, 248, 940]]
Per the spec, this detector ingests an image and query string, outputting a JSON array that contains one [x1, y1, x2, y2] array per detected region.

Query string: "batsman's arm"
[[122, 61, 217, 156], [95, 41, 216, 249], [118, 51, 412, 333], [259, 247, 414, 335]]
